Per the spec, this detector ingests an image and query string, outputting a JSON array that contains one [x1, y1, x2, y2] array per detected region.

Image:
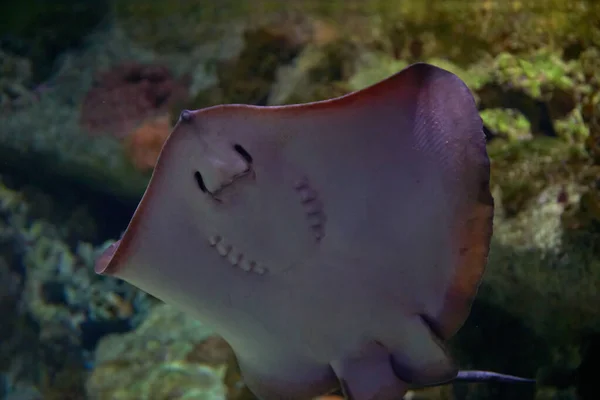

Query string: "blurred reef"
[[0, 1, 599, 399]]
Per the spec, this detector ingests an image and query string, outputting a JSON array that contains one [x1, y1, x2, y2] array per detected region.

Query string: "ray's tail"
[[454, 370, 536, 384]]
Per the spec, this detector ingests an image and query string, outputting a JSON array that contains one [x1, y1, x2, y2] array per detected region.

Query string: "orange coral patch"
[[125, 114, 173, 172]]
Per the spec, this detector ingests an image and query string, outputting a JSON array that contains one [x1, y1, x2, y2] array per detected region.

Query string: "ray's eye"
[[233, 143, 253, 164], [194, 171, 207, 193]]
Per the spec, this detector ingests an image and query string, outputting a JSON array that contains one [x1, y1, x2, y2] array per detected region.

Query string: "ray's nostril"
[[194, 171, 207, 193], [233, 144, 253, 164], [180, 109, 193, 122]]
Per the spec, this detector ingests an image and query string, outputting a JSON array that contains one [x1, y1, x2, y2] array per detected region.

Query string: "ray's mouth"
[[194, 168, 255, 203]]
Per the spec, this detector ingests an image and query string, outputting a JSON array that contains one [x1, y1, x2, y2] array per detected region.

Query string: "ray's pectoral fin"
[[378, 315, 458, 386], [237, 355, 337, 400], [330, 342, 409, 400]]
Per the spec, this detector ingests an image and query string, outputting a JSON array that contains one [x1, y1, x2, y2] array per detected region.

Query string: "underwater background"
[[0, 1, 599, 399]]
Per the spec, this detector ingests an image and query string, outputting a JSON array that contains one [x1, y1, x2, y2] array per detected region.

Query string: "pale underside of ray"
[[95, 63, 494, 400]]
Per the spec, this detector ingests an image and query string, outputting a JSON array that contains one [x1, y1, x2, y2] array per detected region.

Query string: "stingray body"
[[96, 63, 497, 399]]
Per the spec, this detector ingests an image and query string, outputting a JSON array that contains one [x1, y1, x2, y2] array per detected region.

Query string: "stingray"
[[95, 63, 534, 400]]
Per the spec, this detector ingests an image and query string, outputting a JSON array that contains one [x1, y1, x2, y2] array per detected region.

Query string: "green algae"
[[555, 108, 590, 143], [476, 49, 588, 142], [481, 108, 532, 141], [491, 50, 578, 99]]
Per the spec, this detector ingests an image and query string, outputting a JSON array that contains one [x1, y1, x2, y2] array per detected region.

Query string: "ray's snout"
[[95, 240, 120, 275]]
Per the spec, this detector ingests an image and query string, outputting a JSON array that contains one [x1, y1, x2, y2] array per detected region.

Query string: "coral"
[[559, 48, 600, 241], [583, 101, 600, 163], [0, 0, 109, 82], [0, 27, 170, 205], [487, 137, 590, 217], [1, 4, 599, 400], [184, 21, 308, 113], [113, 0, 331, 53], [0, 176, 155, 398], [377, 1, 599, 65], [555, 108, 589, 143], [580, 48, 600, 163], [273, 39, 359, 105], [80, 62, 189, 139], [441, 182, 600, 400], [125, 114, 173, 172], [216, 22, 306, 104], [113, 0, 247, 52], [23, 237, 153, 338], [0, 49, 36, 113], [164, 3, 596, 139], [1, 176, 154, 333], [87, 304, 247, 400], [114, 0, 599, 60], [483, 183, 600, 344], [563, 185, 600, 239], [266, 42, 357, 107], [0, 249, 27, 384]]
